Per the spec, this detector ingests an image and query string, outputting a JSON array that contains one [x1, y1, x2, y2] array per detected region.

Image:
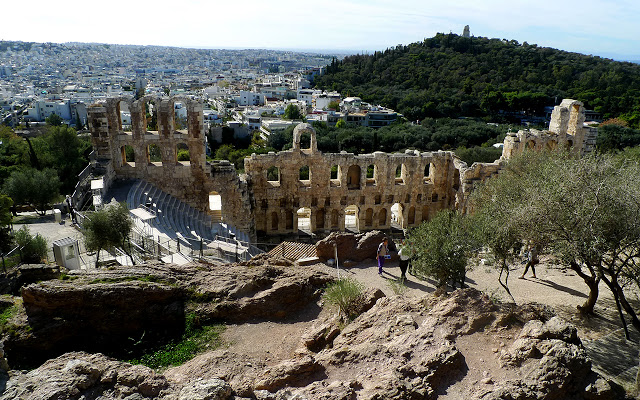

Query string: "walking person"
[[398, 239, 410, 281], [519, 243, 540, 279], [376, 237, 389, 275]]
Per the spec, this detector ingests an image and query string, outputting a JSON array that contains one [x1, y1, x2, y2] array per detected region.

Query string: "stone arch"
[[176, 142, 190, 163], [344, 205, 359, 232], [378, 208, 388, 226], [270, 211, 279, 231], [292, 123, 317, 152], [209, 191, 222, 222], [408, 206, 416, 225], [143, 97, 161, 132], [391, 203, 403, 228], [365, 208, 373, 227], [121, 144, 135, 166], [347, 165, 361, 189], [526, 140, 536, 150], [297, 207, 311, 232], [115, 98, 132, 132]]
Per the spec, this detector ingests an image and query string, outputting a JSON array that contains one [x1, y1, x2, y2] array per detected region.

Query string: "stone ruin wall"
[[502, 99, 595, 159], [87, 96, 254, 236], [87, 96, 592, 240], [244, 124, 466, 236]]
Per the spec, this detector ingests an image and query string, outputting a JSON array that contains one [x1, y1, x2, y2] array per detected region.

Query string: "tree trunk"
[[570, 261, 600, 315], [602, 276, 640, 334], [95, 248, 101, 269]]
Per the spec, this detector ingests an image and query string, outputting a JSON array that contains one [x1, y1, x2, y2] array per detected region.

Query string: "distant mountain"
[[315, 33, 640, 124]]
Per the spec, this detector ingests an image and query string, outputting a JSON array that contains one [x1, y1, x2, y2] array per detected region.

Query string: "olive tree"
[[406, 210, 475, 289], [470, 150, 640, 337], [84, 202, 134, 267]]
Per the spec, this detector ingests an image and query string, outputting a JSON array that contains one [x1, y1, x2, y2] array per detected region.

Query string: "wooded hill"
[[315, 33, 640, 126]]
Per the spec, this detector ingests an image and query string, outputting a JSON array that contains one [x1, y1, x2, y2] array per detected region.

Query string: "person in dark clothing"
[[397, 239, 410, 281], [376, 237, 389, 275], [519, 244, 540, 279]]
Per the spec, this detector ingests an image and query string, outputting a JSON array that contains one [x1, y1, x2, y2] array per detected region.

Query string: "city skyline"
[[2, 0, 639, 61]]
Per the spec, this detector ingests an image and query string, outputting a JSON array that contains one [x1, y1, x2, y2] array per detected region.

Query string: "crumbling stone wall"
[[87, 97, 594, 241], [87, 96, 253, 237], [244, 123, 464, 236], [502, 99, 594, 159]]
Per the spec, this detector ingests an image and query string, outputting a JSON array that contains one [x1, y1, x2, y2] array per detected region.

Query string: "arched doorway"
[[209, 191, 222, 222], [344, 205, 359, 232], [297, 207, 311, 233], [391, 203, 403, 229]]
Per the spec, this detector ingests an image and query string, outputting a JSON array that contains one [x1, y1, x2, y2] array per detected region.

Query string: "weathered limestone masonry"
[[87, 96, 254, 237], [244, 123, 465, 236], [457, 99, 596, 212], [87, 97, 592, 240], [502, 99, 597, 159]]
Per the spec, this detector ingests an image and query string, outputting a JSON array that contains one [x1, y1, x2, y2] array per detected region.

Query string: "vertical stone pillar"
[[87, 104, 110, 159]]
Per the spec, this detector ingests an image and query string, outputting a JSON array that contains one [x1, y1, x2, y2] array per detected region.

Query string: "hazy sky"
[[2, 0, 638, 59]]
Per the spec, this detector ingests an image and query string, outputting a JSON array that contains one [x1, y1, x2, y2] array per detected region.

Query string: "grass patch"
[[0, 304, 17, 327], [323, 278, 365, 321], [60, 273, 78, 281], [387, 278, 408, 296], [128, 314, 225, 370]]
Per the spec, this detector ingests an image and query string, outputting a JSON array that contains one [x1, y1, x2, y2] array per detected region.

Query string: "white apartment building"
[[297, 89, 321, 106], [313, 92, 341, 110], [23, 99, 72, 122]]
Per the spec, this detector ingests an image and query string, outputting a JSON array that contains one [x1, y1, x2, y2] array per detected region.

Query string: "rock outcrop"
[[166, 288, 615, 399], [4, 261, 334, 369], [316, 230, 396, 262]]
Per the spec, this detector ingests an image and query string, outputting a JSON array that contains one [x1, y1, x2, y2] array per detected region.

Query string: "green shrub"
[[14, 226, 47, 263], [323, 278, 365, 321]]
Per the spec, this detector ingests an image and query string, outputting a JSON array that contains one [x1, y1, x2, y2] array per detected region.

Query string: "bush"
[[323, 278, 365, 320], [14, 226, 47, 263]]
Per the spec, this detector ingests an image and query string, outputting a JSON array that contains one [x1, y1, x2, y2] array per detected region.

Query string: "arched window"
[[271, 212, 279, 231]]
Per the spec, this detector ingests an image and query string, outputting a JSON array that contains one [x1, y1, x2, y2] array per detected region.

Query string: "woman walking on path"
[[376, 237, 389, 275]]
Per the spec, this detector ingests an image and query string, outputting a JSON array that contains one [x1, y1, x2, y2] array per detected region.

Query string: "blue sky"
[[2, 0, 638, 60]]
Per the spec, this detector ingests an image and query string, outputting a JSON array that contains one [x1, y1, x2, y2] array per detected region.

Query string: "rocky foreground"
[[0, 258, 623, 399]]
